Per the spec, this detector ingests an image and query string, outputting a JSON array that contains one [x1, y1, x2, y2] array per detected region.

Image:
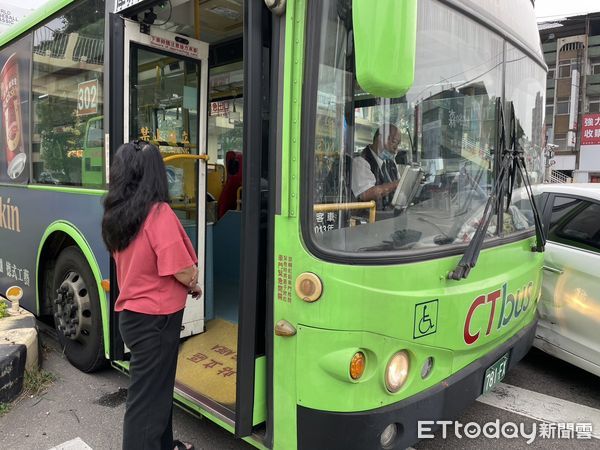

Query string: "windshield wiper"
[[508, 105, 546, 253], [448, 102, 545, 281]]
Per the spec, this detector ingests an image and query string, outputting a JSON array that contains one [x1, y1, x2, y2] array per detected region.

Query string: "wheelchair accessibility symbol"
[[413, 299, 439, 339]]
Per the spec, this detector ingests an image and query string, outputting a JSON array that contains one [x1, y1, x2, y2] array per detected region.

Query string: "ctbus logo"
[[463, 282, 534, 345]]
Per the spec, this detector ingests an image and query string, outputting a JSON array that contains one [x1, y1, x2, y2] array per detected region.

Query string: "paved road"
[[414, 347, 600, 449], [0, 325, 598, 449]]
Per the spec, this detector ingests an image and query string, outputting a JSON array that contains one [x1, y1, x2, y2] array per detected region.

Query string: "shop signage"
[[581, 113, 600, 146]]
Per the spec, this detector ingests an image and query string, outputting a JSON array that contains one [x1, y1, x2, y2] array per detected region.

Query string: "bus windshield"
[[306, 0, 545, 256]]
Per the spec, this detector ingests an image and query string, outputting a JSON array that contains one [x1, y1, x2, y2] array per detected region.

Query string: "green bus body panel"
[[353, 0, 417, 98], [272, 0, 307, 448], [0, 0, 77, 47], [28, 185, 107, 196], [274, 213, 541, 435], [252, 356, 267, 426], [37, 221, 110, 358]]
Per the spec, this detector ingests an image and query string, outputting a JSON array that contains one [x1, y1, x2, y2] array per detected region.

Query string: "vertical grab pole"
[[194, 0, 201, 39]]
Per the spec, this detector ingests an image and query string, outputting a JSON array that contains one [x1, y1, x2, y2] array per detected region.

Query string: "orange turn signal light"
[[350, 351, 366, 380], [101, 279, 110, 292]]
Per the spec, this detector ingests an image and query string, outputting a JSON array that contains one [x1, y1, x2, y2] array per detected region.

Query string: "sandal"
[[173, 439, 194, 450]]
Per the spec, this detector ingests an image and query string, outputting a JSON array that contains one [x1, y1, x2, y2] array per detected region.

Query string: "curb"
[[0, 298, 39, 403]]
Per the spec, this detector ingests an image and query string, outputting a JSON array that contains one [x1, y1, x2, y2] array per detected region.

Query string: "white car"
[[534, 183, 600, 377]]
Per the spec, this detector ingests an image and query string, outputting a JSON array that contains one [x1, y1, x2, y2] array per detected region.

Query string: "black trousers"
[[119, 309, 184, 450]]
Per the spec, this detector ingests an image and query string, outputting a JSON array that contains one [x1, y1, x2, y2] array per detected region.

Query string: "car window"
[[510, 192, 546, 228], [548, 195, 600, 252]]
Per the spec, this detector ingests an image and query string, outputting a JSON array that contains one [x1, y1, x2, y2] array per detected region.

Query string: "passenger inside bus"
[[218, 151, 243, 219]]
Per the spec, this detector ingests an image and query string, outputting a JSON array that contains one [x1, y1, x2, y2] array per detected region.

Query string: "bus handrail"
[[313, 201, 377, 224], [236, 186, 242, 210], [163, 154, 209, 163]]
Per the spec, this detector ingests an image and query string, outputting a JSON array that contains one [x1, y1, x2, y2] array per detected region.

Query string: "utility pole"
[[543, 144, 557, 183]]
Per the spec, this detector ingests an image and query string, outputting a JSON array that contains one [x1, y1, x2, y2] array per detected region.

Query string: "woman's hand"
[[190, 284, 202, 299]]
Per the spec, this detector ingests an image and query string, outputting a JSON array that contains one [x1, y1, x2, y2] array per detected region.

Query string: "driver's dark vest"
[[361, 146, 385, 186], [360, 146, 396, 209]]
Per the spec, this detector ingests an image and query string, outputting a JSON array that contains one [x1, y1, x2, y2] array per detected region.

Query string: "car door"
[[539, 194, 600, 369]]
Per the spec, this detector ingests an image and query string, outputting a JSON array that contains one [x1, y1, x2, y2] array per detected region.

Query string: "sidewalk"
[[0, 328, 248, 450], [0, 300, 39, 403]]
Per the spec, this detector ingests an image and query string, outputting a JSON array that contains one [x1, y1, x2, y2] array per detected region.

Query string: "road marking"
[[478, 382, 600, 439], [48, 437, 93, 450]]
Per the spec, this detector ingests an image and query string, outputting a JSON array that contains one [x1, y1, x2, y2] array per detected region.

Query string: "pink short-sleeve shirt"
[[114, 202, 198, 315]]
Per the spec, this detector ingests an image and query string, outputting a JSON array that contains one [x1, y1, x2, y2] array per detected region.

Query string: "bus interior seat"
[[236, 186, 242, 210], [218, 151, 243, 219], [207, 163, 226, 202]]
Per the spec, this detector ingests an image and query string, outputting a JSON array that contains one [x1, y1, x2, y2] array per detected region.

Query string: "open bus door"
[[108, 14, 209, 371], [108, 2, 270, 441]]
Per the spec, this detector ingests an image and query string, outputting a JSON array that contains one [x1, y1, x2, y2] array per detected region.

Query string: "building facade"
[[540, 13, 600, 183]]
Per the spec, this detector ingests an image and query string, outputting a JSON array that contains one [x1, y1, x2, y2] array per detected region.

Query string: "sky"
[[536, 0, 600, 21]]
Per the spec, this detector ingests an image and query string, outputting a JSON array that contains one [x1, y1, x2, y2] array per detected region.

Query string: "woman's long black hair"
[[102, 141, 170, 252]]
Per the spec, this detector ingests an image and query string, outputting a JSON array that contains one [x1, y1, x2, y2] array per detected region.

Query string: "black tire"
[[52, 246, 106, 372]]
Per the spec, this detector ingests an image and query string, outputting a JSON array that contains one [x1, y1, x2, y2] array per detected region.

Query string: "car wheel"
[[52, 246, 106, 372]]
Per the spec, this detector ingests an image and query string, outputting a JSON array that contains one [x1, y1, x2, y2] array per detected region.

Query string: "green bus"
[[0, 0, 547, 448]]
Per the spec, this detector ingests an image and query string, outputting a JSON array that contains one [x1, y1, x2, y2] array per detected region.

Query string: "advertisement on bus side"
[[0, 35, 31, 184]]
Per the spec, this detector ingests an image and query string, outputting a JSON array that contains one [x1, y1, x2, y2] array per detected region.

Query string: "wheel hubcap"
[[54, 271, 92, 341]]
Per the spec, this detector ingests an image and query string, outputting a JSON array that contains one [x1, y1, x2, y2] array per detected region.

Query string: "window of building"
[[545, 105, 554, 121], [556, 100, 570, 115], [592, 64, 600, 75], [32, 0, 105, 188], [553, 133, 567, 151], [558, 63, 571, 78], [591, 18, 600, 36], [547, 68, 555, 80], [589, 96, 600, 113]]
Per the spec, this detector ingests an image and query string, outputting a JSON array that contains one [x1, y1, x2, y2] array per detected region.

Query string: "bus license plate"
[[482, 353, 509, 394]]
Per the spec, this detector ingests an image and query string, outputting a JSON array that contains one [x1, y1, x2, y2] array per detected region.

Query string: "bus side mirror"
[[352, 0, 417, 98]]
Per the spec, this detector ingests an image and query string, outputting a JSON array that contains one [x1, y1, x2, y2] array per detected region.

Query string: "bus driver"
[[351, 124, 401, 210]]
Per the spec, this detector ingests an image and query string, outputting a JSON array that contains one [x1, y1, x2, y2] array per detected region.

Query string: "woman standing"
[[102, 141, 200, 450]]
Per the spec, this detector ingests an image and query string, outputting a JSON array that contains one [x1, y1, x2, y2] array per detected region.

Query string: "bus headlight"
[[385, 351, 410, 393]]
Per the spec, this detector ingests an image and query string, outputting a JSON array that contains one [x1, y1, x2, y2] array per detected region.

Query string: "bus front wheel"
[[52, 246, 106, 372]]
